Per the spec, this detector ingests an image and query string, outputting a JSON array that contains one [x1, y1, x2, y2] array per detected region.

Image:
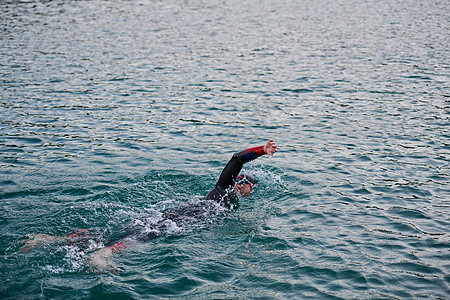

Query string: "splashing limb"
[[88, 247, 121, 274], [19, 234, 61, 252]]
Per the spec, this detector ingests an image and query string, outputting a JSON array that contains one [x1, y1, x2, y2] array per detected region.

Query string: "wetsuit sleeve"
[[215, 145, 265, 191]]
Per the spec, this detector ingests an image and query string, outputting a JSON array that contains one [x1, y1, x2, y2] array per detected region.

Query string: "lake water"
[[1, 0, 449, 299]]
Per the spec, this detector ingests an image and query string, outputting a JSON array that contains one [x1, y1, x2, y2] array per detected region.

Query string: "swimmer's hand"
[[263, 140, 277, 156], [88, 247, 121, 274]]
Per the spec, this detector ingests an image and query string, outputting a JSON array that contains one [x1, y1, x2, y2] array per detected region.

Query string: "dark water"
[[1, 0, 449, 298]]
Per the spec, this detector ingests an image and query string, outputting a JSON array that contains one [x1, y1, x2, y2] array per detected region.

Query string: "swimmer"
[[205, 139, 277, 204], [20, 140, 278, 272]]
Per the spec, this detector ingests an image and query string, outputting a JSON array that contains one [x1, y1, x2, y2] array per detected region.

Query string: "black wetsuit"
[[204, 145, 265, 207], [105, 145, 266, 248]]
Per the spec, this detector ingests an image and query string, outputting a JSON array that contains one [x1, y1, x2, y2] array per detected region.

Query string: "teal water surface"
[[1, 0, 449, 299]]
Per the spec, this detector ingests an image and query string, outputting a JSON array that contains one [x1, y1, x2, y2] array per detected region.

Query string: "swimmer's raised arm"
[[205, 140, 278, 203]]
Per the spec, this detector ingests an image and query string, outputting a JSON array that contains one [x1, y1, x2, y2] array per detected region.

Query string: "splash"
[[36, 168, 282, 275]]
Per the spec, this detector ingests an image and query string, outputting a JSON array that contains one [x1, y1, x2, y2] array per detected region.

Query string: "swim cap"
[[236, 174, 257, 186]]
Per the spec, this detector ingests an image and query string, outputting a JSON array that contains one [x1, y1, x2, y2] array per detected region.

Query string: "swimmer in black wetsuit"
[[205, 141, 275, 205], [21, 140, 278, 272]]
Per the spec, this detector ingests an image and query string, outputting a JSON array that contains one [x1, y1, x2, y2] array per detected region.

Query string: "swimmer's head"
[[235, 173, 258, 196]]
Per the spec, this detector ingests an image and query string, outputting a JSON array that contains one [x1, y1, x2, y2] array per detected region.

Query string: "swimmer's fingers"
[[264, 139, 278, 156]]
